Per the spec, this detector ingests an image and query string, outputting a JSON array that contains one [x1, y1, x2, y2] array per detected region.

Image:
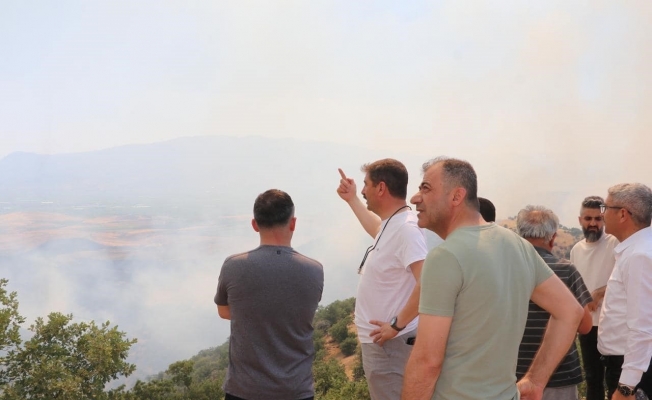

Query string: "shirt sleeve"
[[568, 264, 593, 307], [620, 252, 652, 386], [530, 246, 555, 287], [419, 247, 463, 317], [214, 264, 230, 306], [398, 223, 428, 272]]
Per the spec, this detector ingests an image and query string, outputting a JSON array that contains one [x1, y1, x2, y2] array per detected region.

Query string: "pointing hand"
[[336, 168, 357, 203]]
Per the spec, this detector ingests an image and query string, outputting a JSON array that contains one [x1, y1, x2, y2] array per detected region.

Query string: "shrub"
[[340, 336, 358, 357]]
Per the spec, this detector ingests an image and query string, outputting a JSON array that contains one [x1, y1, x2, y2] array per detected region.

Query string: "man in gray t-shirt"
[[215, 189, 324, 400]]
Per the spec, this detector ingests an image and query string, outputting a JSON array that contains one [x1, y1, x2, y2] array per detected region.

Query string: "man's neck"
[[526, 238, 552, 252], [441, 207, 485, 239], [258, 230, 292, 247], [615, 225, 646, 243], [376, 200, 409, 220]]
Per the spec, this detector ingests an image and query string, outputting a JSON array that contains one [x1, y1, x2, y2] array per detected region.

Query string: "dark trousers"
[[579, 327, 606, 400], [225, 394, 314, 400], [641, 357, 652, 397], [601, 355, 652, 399], [601, 355, 623, 400]]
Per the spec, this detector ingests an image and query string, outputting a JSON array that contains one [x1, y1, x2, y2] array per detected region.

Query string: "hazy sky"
[[2, 0, 651, 224], [1, 1, 650, 155]]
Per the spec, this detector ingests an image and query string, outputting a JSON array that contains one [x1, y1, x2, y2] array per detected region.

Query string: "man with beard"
[[570, 196, 619, 400]]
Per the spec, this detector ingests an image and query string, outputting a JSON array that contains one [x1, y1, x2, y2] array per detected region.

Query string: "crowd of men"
[[214, 156, 652, 400]]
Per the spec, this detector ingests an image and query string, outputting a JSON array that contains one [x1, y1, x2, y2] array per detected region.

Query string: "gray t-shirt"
[[215, 245, 324, 400]]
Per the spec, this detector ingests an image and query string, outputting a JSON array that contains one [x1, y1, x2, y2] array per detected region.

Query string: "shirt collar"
[[614, 226, 652, 255], [533, 246, 553, 258]]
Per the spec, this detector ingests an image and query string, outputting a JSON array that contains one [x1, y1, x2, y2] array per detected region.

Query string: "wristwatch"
[[390, 316, 405, 332], [617, 383, 636, 397]]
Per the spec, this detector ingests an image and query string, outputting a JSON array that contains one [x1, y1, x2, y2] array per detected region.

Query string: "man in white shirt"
[[570, 196, 619, 400], [598, 183, 652, 400], [337, 159, 438, 400]]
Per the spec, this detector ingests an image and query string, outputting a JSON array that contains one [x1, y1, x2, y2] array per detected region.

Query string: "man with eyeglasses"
[[597, 183, 652, 400], [570, 196, 620, 400], [337, 159, 437, 400]]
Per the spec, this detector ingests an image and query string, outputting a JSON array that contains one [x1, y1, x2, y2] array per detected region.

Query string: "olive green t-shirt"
[[420, 224, 553, 400]]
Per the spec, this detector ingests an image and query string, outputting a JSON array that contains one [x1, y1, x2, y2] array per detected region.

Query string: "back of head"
[[253, 189, 295, 228], [607, 183, 652, 228], [422, 156, 479, 210], [580, 195, 604, 212], [516, 205, 559, 242], [478, 197, 496, 222], [361, 158, 408, 199]]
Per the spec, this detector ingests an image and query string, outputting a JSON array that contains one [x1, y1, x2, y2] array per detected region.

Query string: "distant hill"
[[497, 218, 583, 259], [0, 136, 376, 213]]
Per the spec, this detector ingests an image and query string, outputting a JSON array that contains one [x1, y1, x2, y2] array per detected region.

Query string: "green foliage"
[[314, 358, 348, 397], [340, 336, 358, 357], [319, 380, 371, 400], [1, 285, 367, 400], [122, 343, 229, 399], [352, 350, 365, 382], [167, 360, 193, 390], [129, 379, 175, 400], [0, 312, 137, 400], [313, 328, 325, 353], [185, 378, 224, 399], [314, 298, 356, 327], [328, 315, 353, 344], [125, 296, 368, 399], [0, 279, 24, 356]]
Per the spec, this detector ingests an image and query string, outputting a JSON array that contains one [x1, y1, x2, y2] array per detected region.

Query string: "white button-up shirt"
[[598, 227, 652, 387]]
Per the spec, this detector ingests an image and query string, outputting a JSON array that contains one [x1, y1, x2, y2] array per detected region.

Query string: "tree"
[[167, 360, 193, 390], [0, 312, 136, 400], [0, 279, 24, 356], [339, 336, 358, 357], [313, 358, 348, 397], [328, 315, 353, 344]]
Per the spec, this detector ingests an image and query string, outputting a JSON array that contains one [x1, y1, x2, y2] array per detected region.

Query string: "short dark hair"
[[478, 197, 496, 222], [253, 189, 295, 228], [581, 196, 604, 210], [361, 159, 408, 199], [422, 157, 479, 210]]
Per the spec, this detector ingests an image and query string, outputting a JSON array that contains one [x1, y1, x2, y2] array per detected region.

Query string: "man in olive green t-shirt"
[[401, 157, 584, 400]]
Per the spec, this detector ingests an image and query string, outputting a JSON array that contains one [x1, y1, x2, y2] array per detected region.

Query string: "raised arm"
[[517, 275, 584, 400], [337, 168, 381, 238]]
